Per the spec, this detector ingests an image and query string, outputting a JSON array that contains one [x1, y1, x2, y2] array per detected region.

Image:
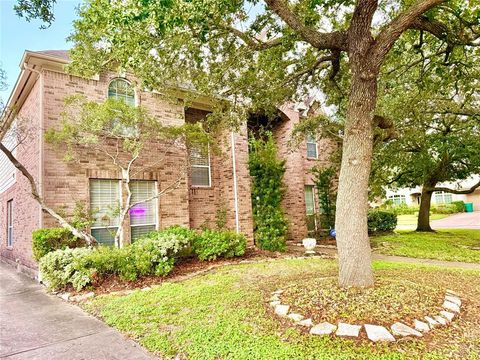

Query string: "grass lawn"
[[396, 214, 448, 226], [83, 258, 480, 359], [371, 229, 480, 263]]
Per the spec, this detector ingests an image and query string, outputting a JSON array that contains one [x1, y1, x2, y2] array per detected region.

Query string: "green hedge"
[[32, 228, 85, 261], [368, 210, 397, 233], [39, 226, 247, 291], [193, 229, 247, 261]]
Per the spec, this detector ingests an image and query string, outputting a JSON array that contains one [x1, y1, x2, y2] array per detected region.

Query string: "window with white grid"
[[434, 191, 453, 204], [129, 181, 157, 241], [90, 179, 120, 246], [306, 134, 318, 159], [190, 146, 211, 187], [388, 194, 407, 206], [108, 78, 135, 106]]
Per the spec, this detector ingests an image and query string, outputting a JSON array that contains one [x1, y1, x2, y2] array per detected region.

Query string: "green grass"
[[83, 258, 480, 359], [371, 229, 480, 263], [396, 214, 448, 226]]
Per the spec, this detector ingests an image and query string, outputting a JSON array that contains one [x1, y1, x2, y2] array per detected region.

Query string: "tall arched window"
[[108, 78, 135, 106]]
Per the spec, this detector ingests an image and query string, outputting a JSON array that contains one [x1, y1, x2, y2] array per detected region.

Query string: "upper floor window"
[[306, 134, 318, 159], [434, 191, 453, 204], [190, 146, 211, 187], [388, 194, 406, 206], [108, 78, 135, 106], [7, 200, 13, 247]]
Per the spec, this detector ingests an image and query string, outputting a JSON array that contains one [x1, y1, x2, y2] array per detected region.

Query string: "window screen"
[[190, 147, 211, 186], [306, 134, 318, 159], [90, 180, 120, 246], [7, 200, 13, 247], [130, 181, 157, 242]]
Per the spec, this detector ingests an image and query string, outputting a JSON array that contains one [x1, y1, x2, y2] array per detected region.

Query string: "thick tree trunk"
[[335, 72, 376, 288], [416, 185, 435, 232]]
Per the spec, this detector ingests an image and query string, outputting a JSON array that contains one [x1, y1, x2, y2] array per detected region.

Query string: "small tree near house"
[[45, 95, 209, 247]]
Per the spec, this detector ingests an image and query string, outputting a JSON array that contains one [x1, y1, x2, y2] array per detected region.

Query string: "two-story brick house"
[[0, 50, 334, 276]]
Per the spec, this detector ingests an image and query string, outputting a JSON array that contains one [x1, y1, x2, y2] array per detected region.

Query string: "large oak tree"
[[16, 0, 480, 287]]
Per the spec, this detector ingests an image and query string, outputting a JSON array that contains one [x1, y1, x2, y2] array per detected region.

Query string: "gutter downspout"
[[23, 64, 44, 228], [230, 132, 240, 234]]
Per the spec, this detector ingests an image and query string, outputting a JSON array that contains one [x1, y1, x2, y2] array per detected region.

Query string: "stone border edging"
[[269, 288, 462, 342]]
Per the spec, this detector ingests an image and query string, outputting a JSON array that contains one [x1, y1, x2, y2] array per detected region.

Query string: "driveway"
[[430, 211, 480, 229], [0, 261, 155, 360], [397, 211, 480, 230]]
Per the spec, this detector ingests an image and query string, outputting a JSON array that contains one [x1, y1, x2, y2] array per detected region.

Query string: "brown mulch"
[[73, 246, 333, 296]]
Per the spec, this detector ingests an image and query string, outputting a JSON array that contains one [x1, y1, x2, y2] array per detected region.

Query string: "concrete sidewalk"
[[0, 261, 155, 360]]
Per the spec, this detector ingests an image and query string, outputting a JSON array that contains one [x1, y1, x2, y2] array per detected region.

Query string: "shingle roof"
[[34, 50, 70, 61]]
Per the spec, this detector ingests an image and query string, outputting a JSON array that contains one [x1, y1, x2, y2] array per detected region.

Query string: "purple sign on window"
[[130, 205, 146, 217]]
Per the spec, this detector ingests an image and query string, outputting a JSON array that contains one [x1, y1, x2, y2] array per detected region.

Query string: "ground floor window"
[[90, 180, 121, 246], [129, 180, 157, 241], [434, 191, 453, 204], [305, 185, 316, 232], [388, 194, 407, 206], [90, 179, 158, 245], [6, 199, 13, 247]]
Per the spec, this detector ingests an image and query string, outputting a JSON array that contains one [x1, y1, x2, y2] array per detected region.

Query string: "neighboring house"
[[385, 176, 480, 210], [0, 50, 335, 275]]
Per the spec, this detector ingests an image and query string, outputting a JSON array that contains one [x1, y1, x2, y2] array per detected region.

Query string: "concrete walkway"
[[0, 261, 155, 360]]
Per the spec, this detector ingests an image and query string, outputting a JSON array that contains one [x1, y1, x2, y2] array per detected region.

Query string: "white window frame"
[[90, 179, 122, 245], [107, 78, 136, 106], [306, 134, 318, 159], [305, 185, 317, 231], [434, 191, 453, 204], [190, 145, 212, 188], [129, 180, 159, 241], [7, 199, 13, 247], [388, 194, 407, 206]]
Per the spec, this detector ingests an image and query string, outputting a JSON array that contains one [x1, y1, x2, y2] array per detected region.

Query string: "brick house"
[[0, 50, 334, 276]]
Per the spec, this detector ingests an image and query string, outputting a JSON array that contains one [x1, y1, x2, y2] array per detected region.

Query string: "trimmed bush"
[[193, 229, 247, 261], [39, 231, 190, 291], [431, 203, 463, 214], [368, 210, 397, 233], [32, 228, 85, 261], [451, 201, 465, 213]]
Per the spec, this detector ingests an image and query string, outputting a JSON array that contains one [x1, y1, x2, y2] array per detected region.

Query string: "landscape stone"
[[364, 324, 395, 342], [270, 300, 281, 307], [272, 290, 284, 295], [336, 323, 362, 338], [287, 313, 304, 322], [59, 292, 71, 301], [70, 292, 94, 302], [425, 316, 439, 327], [446, 289, 460, 297], [445, 295, 461, 307], [274, 304, 290, 317], [434, 316, 447, 325], [439, 310, 455, 322], [414, 320, 430, 333], [297, 318, 314, 327], [270, 295, 280, 302], [391, 322, 423, 337], [443, 300, 460, 313], [310, 322, 336, 336]]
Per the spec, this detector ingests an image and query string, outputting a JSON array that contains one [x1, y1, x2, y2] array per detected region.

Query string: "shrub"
[[368, 210, 397, 233], [312, 166, 337, 229], [193, 229, 247, 261], [39, 230, 191, 291], [249, 132, 288, 252], [32, 228, 85, 261], [431, 203, 461, 214], [39, 247, 94, 291], [451, 201, 465, 213], [140, 225, 197, 258]]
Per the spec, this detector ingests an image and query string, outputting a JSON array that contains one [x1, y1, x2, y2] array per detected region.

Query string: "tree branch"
[[373, 0, 446, 64], [264, 0, 348, 51], [431, 180, 480, 194]]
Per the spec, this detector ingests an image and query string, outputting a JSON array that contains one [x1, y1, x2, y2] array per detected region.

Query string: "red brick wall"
[[273, 106, 337, 242], [0, 79, 42, 269]]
